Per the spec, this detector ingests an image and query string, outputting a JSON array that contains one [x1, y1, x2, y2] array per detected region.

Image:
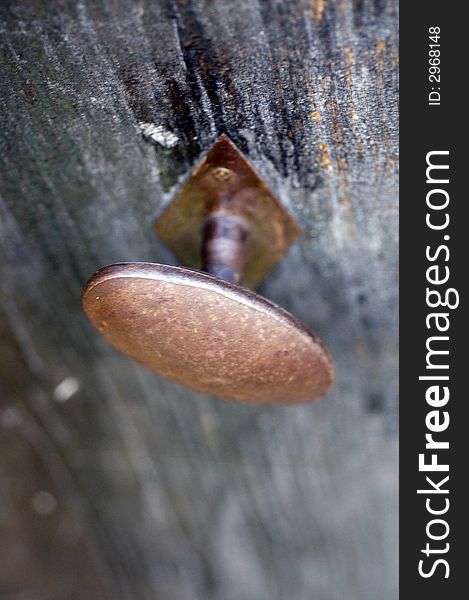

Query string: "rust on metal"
[[82, 263, 334, 405], [154, 134, 302, 289]]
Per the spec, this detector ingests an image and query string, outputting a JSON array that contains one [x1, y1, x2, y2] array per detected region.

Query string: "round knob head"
[[82, 263, 333, 405]]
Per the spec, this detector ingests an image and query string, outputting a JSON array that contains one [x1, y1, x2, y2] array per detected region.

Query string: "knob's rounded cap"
[[81, 263, 334, 405]]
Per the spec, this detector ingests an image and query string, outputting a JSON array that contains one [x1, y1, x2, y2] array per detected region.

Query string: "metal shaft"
[[201, 212, 250, 284]]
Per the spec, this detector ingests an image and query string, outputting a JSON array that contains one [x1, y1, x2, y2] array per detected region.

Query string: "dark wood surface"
[[0, 1, 398, 598]]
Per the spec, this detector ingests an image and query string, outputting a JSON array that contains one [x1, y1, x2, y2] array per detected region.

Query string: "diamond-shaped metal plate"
[[154, 134, 302, 289]]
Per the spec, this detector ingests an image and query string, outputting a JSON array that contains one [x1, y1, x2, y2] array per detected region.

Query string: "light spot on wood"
[[200, 409, 219, 447], [54, 377, 80, 402], [139, 122, 179, 149], [1, 406, 23, 429], [32, 491, 57, 515]]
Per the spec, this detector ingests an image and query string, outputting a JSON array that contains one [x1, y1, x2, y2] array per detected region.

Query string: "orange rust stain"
[[198, 56, 207, 77], [307, 90, 321, 122], [343, 48, 354, 87], [317, 143, 331, 170], [336, 157, 348, 171], [310, 0, 325, 23], [323, 97, 349, 169], [344, 48, 354, 65], [219, 64, 231, 76], [311, 110, 321, 122], [376, 40, 386, 55], [375, 40, 386, 71], [326, 99, 345, 152]]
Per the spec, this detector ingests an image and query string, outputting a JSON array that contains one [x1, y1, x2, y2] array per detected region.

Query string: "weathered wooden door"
[[1, 1, 398, 598]]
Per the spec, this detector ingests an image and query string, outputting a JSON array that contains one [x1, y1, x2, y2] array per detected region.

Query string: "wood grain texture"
[[0, 1, 398, 599]]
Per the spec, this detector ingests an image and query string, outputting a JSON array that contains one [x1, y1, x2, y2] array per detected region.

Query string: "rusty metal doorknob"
[[82, 135, 333, 404]]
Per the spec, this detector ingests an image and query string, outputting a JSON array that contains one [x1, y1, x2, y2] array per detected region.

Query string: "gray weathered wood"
[[0, 1, 398, 598]]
